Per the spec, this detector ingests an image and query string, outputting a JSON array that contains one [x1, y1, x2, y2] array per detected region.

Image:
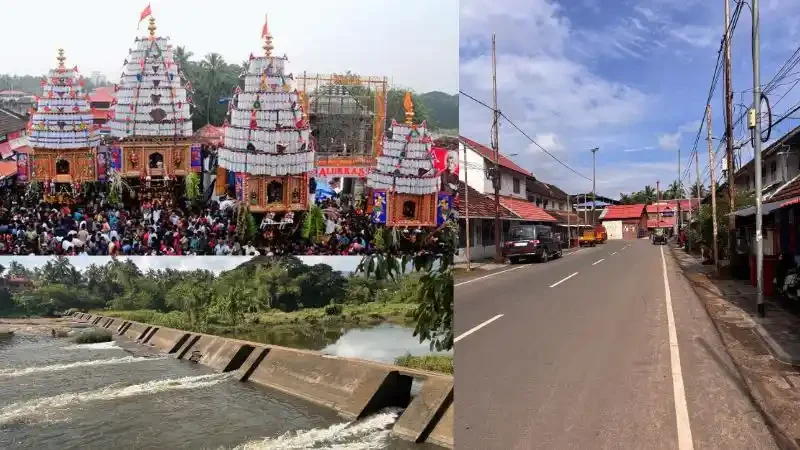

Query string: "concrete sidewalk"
[[671, 245, 800, 449]]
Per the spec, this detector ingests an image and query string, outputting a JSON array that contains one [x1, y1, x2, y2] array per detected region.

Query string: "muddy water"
[[0, 333, 440, 450]]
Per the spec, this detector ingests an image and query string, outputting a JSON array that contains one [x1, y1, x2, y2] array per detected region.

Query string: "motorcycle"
[[775, 253, 800, 301]]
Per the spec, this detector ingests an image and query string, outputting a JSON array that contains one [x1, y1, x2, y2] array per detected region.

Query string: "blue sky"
[[460, 0, 800, 198]]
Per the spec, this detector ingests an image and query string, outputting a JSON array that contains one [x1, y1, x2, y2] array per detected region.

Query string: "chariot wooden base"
[[241, 174, 309, 213], [116, 137, 196, 179], [371, 189, 437, 227], [30, 148, 97, 183]]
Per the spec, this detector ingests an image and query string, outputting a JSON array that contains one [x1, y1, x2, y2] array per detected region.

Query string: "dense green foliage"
[[418, 91, 458, 130], [692, 192, 755, 257], [0, 257, 426, 329], [395, 354, 453, 374], [358, 222, 457, 352], [73, 328, 112, 344], [619, 181, 709, 205]]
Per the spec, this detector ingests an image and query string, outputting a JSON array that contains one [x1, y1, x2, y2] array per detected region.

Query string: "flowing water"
[[0, 333, 441, 450]]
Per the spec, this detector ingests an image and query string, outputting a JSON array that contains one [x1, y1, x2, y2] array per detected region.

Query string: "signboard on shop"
[[314, 166, 373, 178]]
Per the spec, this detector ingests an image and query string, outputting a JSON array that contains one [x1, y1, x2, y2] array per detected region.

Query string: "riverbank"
[[96, 301, 418, 331], [395, 354, 454, 374]]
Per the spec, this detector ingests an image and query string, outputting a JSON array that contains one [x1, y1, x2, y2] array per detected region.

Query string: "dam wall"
[[69, 312, 453, 448]]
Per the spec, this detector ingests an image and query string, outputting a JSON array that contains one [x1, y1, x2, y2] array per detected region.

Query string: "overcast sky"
[[1, 0, 458, 94], [0, 255, 364, 274]]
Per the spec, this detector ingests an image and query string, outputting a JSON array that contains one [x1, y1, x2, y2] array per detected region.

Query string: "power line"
[[682, 0, 744, 184], [459, 89, 592, 181]]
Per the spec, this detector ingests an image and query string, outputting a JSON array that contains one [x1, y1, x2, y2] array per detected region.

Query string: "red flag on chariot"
[[140, 4, 152, 22]]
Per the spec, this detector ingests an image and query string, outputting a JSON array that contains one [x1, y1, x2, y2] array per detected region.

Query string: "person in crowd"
[[0, 186, 386, 256]]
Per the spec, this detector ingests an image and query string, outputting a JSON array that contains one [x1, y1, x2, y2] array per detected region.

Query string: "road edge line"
[[667, 244, 800, 450], [660, 245, 695, 450]]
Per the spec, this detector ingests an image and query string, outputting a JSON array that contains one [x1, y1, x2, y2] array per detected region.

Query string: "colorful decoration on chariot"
[[217, 16, 314, 177], [108, 16, 193, 139], [367, 92, 439, 195], [28, 49, 99, 150]]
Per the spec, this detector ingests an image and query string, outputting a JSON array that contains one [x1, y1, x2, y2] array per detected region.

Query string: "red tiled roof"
[[665, 199, 700, 210], [770, 176, 800, 203], [499, 196, 557, 222], [546, 209, 588, 225], [647, 217, 676, 228], [0, 161, 18, 178], [92, 109, 109, 120], [645, 203, 673, 213], [602, 204, 646, 220], [89, 87, 115, 103], [460, 136, 531, 176], [457, 181, 516, 219]]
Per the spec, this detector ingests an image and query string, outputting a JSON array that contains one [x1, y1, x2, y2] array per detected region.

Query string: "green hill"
[[419, 91, 458, 130]]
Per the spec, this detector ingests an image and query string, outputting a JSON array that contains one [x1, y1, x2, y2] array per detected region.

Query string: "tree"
[[302, 205, 326, 243], [166, 277, 213, 326], [38, 257, 83, 288], [5, 261, 32, 279], [357, 222, 457, 352]]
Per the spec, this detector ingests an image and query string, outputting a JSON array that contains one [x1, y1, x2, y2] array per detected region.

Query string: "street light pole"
[[751, 0, 765, 317], [591, 147, 599, 226]]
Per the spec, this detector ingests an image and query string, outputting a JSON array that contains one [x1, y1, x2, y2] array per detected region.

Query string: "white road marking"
[[566, 248, 584, 256], [611, 251, 618, 256], [455, 314, 504, 343], [592, 258, 605, 266], [454, 265, 528, 287], [660, 246, 694, 450], [455, 249, 582, 287], [550, 272, 578, 288]]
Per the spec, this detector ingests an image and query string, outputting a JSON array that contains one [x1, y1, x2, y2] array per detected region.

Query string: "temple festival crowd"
[[0, 186, 376, 256]]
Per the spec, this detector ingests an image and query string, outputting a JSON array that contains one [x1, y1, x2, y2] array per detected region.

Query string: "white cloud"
[[623, 146, 657, 153], [658, 132, 682, 151], [460, 0, 655, 198], [658, 120, 702, 151], [669, 25, 718, 48], [0, 0, 457, 93]]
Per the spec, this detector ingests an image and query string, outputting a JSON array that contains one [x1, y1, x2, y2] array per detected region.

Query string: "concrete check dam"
[[0, 313, 453, 449]]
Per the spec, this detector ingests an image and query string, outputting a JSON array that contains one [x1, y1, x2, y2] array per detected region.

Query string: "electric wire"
[[459, 89, 592, 181]]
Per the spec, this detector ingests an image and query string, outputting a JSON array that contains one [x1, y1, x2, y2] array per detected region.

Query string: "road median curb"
[[668, 245, 800, 450]]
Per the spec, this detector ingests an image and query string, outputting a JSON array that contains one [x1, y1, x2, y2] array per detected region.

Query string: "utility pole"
[[724, 0, 737, 267], [491, 33, 503, 263], [567, 194, 571, 248], [677, 147, 682, 238], [591, 152, 596, 223], [464, 141, 471, 271], [751, 0, 765, 317], [657, 180, 661, 233], [707, 104, 719, 274]]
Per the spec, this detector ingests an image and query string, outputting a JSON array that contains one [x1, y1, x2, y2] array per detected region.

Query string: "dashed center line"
[[592, 258, 605, 266], [611, 251, 618, 255], [550, 272, 578, 288], [455, 314, 504, 343]]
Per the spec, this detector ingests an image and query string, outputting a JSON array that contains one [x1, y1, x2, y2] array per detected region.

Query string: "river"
[[0, 332, 441, 449]]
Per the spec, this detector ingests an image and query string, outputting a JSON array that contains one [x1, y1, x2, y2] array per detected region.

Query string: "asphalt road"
[[455, 239, 778, 450]]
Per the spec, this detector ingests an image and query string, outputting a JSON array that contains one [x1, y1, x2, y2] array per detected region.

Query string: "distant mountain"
[[420, 91, 458, 131]]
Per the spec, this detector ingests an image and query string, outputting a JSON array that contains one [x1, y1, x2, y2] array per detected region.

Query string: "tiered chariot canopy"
[[29, 49, 99, 150], [217, 19, 314, 176], [367, 92, 439, 195], [108, 17, 193, 140]]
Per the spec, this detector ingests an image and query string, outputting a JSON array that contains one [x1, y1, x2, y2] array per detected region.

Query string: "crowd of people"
[[0, 184, 380, 256]]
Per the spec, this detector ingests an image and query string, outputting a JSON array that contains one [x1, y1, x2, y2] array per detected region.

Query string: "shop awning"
[[0, 161, 18, 180]]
